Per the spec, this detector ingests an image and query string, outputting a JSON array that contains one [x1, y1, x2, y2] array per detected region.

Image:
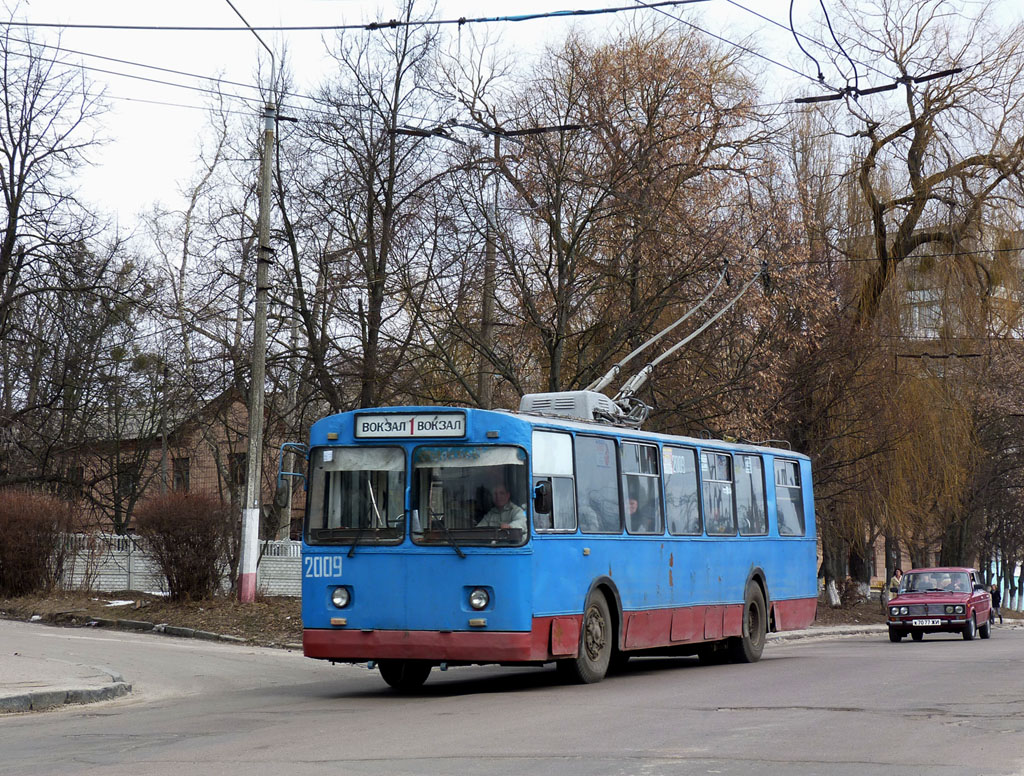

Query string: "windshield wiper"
[[349, 476, 384, 558], [429, 512, 466, 559]]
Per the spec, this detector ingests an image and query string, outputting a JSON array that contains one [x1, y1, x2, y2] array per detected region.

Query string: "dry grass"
[[0, 590, 302, 648]]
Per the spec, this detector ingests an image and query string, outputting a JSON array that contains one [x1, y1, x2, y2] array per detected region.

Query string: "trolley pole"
[[239, 101, 276, 603]]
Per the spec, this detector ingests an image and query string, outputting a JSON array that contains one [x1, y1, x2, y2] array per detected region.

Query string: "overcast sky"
[[12, 0, 1021, 229]]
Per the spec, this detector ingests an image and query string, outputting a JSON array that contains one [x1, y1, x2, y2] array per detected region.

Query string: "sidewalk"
[[0, 649, 131, 713], [0, 620, 893, 714]]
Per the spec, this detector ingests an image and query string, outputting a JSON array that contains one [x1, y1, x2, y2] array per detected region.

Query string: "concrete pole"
[[239, 102, 276, 603]]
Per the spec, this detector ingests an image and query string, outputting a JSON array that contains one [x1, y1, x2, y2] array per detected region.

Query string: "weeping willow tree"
[[883, 376, 980, 566]]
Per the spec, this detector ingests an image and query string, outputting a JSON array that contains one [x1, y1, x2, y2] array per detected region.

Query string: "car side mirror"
[[533, 480, 552, 514]]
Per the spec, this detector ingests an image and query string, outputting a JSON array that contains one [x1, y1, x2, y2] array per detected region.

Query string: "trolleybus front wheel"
[[559, 592, 612, 684], [378, 659, 432, 691], [727, 584, 766, 664]]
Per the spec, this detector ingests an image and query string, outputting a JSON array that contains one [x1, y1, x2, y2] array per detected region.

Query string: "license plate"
[[912, 618, 942, 627]]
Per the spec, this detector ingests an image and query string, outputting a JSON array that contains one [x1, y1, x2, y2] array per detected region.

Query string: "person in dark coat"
[[990, 584, 1003, 625]]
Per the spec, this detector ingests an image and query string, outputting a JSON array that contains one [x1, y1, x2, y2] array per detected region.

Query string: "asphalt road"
[[2, 620, 1023, 776]]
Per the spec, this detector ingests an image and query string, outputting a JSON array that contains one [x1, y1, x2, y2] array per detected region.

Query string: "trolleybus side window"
[[736, 454, 768, 536], [532, 430, 577, 532], [306, 447, 405, 545], [575, 435, 621, 534], [701, 451, 736, 536], [774, 459, 805, 536], [664, 445, 701, 535], [621, 441, 663, 535]]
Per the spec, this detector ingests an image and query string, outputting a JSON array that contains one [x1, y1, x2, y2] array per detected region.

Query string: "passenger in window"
[[478, 484, 527, 531], [628, 497, 654, 533]]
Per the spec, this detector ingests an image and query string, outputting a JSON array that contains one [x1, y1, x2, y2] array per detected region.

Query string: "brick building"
[[68, 388, 301, 539]]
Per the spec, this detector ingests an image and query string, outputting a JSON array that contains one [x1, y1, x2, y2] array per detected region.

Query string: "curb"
[[0, 668, 131, 714]]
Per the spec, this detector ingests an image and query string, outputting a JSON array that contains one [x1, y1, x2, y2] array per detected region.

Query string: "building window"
[[172, 457, 190, 492], [229, 452, 247, 487], [116, 462, 140, 501]]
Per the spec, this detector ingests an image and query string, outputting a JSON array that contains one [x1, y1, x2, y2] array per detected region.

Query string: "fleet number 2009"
[[304, 556, 343, 578]]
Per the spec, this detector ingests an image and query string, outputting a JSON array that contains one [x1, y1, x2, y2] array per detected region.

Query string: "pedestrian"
[[884, 567, 903, 607], [880, 569, 905, 610], [990, 583, 1003, 625]]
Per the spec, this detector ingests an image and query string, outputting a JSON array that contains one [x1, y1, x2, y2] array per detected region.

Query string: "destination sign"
[[354, 412, 466, 439]]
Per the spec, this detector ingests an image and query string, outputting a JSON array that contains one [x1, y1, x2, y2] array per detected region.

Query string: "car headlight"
[[900, 606, 909, 615], [331, 586, 351, 608], [955, 605, 964, 614], [889, 607, 900, 616], [945, 605, 954, 614], [469, 587, 490, 610]]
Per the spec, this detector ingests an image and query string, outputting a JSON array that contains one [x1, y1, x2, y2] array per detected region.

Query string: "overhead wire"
[[630, 0, 843, 91], [816, 0, 858, 90], [5, 2, 715, 32], [789, 0, 825, 83]]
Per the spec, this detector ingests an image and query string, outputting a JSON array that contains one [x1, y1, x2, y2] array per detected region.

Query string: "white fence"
[[62, 534, 302, 597]]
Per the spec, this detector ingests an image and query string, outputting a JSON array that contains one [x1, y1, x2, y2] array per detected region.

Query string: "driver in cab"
[[477, 484, 527, 532]]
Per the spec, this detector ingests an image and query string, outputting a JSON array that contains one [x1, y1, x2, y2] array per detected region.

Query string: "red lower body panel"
[[304, 597, 817, 663], [771, 597, 817, 631]]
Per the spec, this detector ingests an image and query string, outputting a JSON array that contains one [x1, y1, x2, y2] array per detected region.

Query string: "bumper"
[[304, 615, 580, 663], [887, 617, 967, 633]]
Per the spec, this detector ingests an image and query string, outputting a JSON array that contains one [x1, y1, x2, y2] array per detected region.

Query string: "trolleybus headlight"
[[899, 606, 909, 615], [331, 586, 351, 609], [469, 588, 490, 610]]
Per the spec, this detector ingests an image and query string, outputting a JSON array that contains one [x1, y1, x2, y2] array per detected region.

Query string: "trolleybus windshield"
[[411, 445, 528, 547]]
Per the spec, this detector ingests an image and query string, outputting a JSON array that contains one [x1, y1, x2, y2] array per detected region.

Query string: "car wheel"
[[888, 627, 903, 643], [911, 631, 924, 642], [979, 617, 991, 639], [962, 614, 977, 641]]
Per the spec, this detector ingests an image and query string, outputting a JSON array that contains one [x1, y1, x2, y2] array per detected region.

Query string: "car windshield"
[[412, 445, 529, 547], [902, 571, 971, 593]]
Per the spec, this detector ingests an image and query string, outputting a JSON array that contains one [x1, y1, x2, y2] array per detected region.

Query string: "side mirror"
[[533, 480, 552, 514]]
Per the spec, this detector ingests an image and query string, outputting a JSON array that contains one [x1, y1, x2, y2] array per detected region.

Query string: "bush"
[[0, 489, 73, 596], [133, 492, 232, 601]]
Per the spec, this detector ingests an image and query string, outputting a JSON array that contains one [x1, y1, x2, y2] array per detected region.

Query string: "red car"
[[887, 567, 992, 642]]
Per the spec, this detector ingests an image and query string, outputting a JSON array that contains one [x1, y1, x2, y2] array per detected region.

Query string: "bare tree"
[[285, 0, 442, 412], [824, 0, 1024, 326]]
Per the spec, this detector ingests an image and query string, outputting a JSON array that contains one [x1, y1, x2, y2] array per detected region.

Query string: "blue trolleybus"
[[295, 392, 817, 689]]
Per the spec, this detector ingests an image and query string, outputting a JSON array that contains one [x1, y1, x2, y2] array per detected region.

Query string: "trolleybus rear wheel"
[[560, 593, 612, 684], [728, 584, 766, 663], [378, 659, 432, 691]]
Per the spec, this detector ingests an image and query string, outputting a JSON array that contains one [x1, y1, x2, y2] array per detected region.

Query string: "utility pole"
[[227, 0, 276, 603], [239, 101, 276, 603]]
